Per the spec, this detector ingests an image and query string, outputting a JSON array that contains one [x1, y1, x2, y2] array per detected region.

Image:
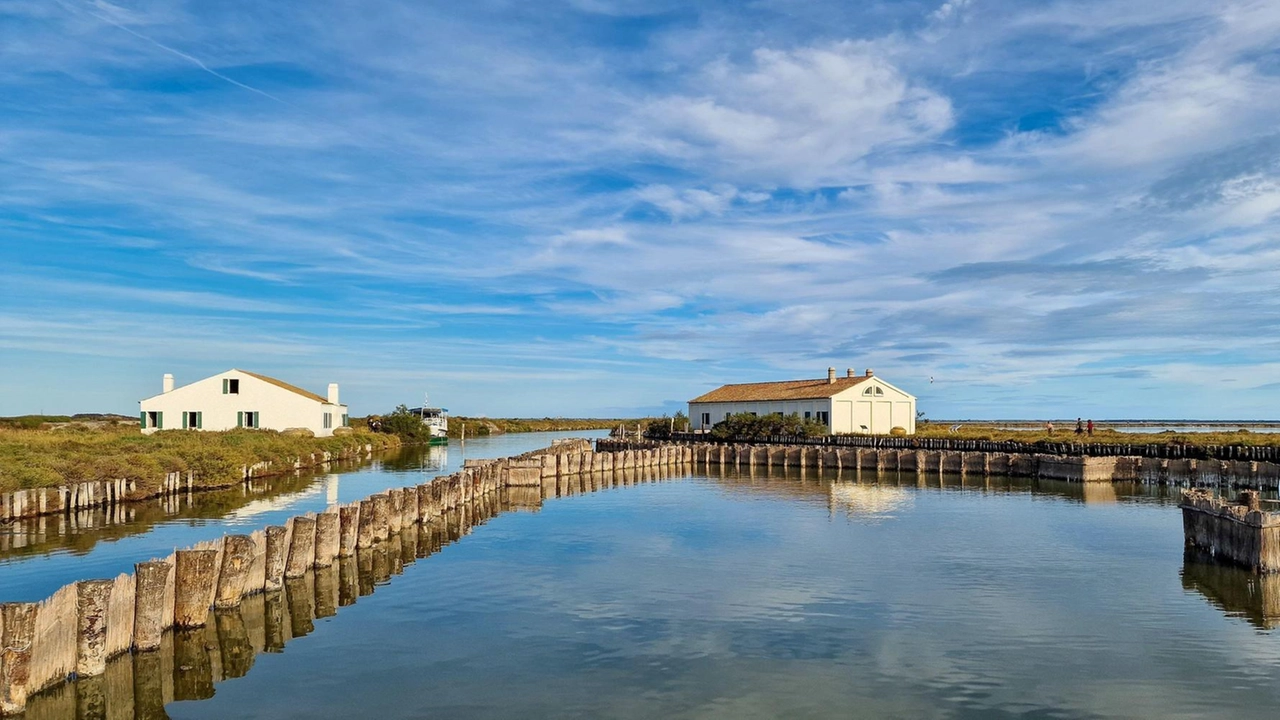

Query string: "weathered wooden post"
[[285, 516, 317, 578], [401, 486, 420, 525], [314, 511, 341, 567], [263, 526, 288, 593], [0, 602, 37, 715], [417, 484, 434, 522], [173, 549, 218, 628], [387, 489, 404, 534], [215, 536, 255, 608], [371, 493, 391, 542], [75, 579, 114, 677], [132, 561, 170, 652]]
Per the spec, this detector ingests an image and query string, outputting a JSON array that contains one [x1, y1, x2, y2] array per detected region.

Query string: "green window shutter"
[[140, 411, 147, 429], [196, 412, 203, 430], [157, 412, 163, 430], [237, 411, 243, 428], [222, 379, 229, 394], [182, 412, 188, 429]]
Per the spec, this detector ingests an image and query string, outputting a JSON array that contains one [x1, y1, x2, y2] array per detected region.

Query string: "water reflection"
[[1182, 550, 1280, 631], [20, 495, 504, 719]]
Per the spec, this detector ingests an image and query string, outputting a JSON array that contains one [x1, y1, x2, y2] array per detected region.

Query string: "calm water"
[[0, 430, 609, 601], [10, 458, 1280, 719]]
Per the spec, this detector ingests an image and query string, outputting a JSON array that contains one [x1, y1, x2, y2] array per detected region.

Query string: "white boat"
[[406, 394, 448, 444]]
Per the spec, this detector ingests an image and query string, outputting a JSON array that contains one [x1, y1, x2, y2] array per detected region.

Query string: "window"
[[816, 411, 829, 425], [700, 412, 711, 427], [238, 411, 259, 429], [141, 411, 164, 429], [863, 386, 884, 397], [804, 411, 811, 420], [222, 378, 240, 395], [342, 413, 349, 427], [323, 413, 333, 430], [183, 411, 202, 429]]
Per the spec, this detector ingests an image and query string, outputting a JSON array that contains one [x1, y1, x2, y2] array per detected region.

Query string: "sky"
[[1, 0, 1279, 420]]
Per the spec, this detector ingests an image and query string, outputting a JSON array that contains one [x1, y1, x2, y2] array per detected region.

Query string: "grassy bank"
[[915, 423, 1280, 448], [443, 417, 646, 438], [0, 424, 401, 493]]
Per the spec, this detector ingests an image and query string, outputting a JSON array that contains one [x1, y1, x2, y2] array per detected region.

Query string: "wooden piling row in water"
[[0, 441, 694, 715], [0, 445, 380, 527], [598, 440, 1280, 489]]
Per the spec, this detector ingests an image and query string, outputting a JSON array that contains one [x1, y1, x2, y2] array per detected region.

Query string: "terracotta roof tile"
[[689, 376, 871, 403], [240, 370, 333, 404]]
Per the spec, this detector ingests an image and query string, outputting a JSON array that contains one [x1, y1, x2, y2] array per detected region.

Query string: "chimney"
[[327, 383, 340, 405], [865, 368, 874, 378], [846, 368, 855, 378], [827, 367, 836, 384], [163, 373, 174, 394]]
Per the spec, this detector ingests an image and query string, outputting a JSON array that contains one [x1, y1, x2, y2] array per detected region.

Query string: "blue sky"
[[2, 0, 1279, 419]]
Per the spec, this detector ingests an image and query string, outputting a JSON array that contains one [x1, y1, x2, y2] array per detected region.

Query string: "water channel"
[[5, 432, 1280, 719]]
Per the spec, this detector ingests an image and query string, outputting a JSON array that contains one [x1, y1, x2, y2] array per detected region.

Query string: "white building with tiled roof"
[[689, 368, 916, 435], [139, 369, 349, 437]]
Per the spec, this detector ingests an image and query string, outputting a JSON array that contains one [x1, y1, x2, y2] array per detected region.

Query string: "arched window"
[[863, 386, 885, 397]]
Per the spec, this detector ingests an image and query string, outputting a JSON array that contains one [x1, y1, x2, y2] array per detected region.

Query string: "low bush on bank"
[[0, 424, 400, 493], [710, 412, 828, 441]]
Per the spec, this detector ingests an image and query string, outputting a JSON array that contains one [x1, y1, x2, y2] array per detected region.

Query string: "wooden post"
[[356, 499, 376, 548], [215, 536, 255, 608], [314, 511, 341, 567], [401, 486, 420, 525], [173, 549, 219, 628], [263, 526, 288, 593], [387, 489, 404, 534], [132, 561, 170, 652], [372, 493, 391, 542], [285, 516, 317, 578], [75, 579, 114, 677], [0, 602, 37, 716], [417, 485, 433, 522], [338, 504, 360, 557]]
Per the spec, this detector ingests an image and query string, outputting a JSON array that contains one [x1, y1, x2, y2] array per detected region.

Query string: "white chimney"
[[827, 367, 836, 384], [865, 368, 874, 378], [846, 368, 855, 378], [163, 373, 174, 394], [327, 383, 340, 405]]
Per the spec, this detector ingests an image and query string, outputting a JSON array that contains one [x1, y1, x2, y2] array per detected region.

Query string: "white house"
[[689, 368, 917, 435], [139, 370, 349, 437]]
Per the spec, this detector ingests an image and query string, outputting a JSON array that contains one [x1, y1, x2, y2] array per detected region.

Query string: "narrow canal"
[[7, 442, 1280, 719], [0, 430, 610, 601]]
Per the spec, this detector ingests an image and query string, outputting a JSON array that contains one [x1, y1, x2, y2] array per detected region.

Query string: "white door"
[[855, 401, 873, 433]]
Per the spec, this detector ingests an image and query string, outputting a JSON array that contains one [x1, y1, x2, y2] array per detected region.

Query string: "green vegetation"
[[375, 405, 439, 443], [0, 423, 400, 493], [914, 423, 1280, 448], [710, 412, 828, 441], [443, 417, 643, 438]]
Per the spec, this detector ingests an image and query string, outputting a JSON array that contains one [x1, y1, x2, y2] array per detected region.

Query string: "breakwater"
[[0, 445, 379, 526], [0, 441, 692, 716], [651, 431, 1280, 462], [604, 440, 1280, 488], [1180, 489, 1280, 573]]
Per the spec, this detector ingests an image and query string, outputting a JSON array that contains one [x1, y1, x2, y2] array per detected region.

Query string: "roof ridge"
[[240, 370, 333, 404]]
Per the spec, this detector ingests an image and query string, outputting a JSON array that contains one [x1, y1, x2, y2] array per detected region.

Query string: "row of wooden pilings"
[[595, 440, 1280, 488], [0, 441, 693, 716], [0, 446, 377, 525]]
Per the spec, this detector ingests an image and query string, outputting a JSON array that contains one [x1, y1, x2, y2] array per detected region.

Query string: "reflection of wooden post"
[[214, 608, 254, 680], [132, 648, 165, 718], [314, 511, 340, 567], [338, 504, 360, 557], [285, 516, 316, 578], [263, 526, 288, 593], [0, 602, 38, 715], [216, 535, 255, 608], [172, 628, 214, 701], [133, 561, 171, 651], [173, 550, 219, 628], [76, 579, 114, 677]]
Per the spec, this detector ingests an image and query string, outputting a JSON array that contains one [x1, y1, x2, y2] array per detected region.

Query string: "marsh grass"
[[0, 424, 400, 493], [914, 423, 1280, 448]]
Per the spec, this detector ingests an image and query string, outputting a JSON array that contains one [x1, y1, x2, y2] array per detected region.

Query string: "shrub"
[[710, 413, 828, 440]]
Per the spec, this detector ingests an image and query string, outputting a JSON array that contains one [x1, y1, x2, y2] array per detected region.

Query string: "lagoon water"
[[8, 439, 1280, 719]]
